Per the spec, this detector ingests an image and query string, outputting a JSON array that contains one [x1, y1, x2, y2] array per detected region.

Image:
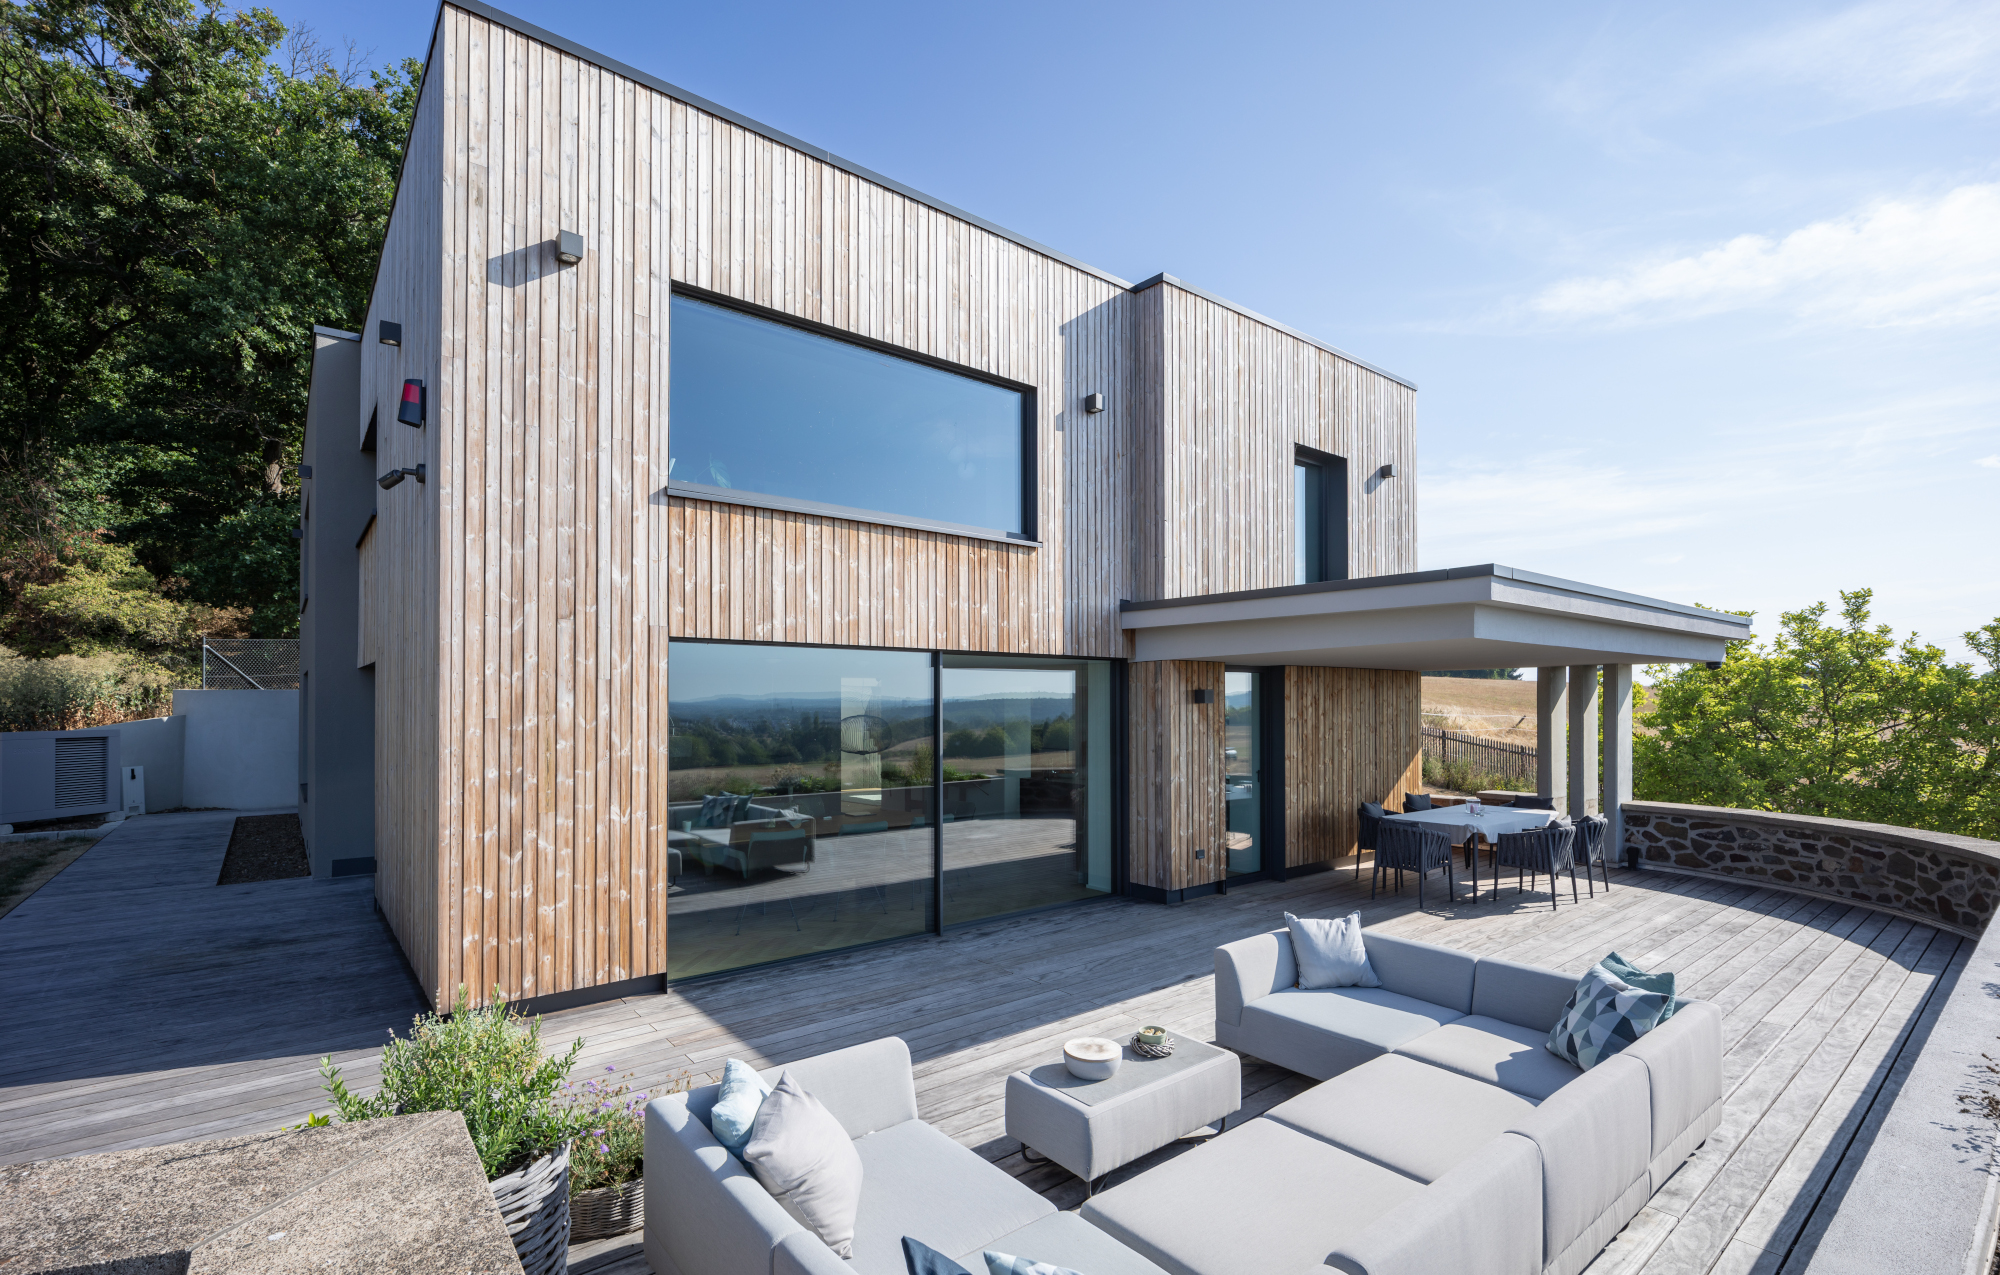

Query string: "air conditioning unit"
[[0, 730, 123, 824]]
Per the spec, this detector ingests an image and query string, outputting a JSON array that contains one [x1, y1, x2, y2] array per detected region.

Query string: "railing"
[[200, 639, 300, 690], [1421, 725, 1536, 790]]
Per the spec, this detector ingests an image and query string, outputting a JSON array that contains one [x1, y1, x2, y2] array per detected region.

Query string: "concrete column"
[[1567, 665, 1599, 816], [1535, 668, 1568, 812], [1603, 664, 1635, 867]]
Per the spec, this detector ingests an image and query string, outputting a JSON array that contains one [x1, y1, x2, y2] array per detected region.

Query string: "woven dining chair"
[[1373, 820, 1457, 910], [1572, 814, 1612, 896], [1357, 802, 1386, 883], [1489, 823, 1578, 911], [1401, 792, 1434, 813]]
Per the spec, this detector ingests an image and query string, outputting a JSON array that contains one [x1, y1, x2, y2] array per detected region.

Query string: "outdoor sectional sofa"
[[1079, 928, 1723, 1275], [643, 930, 1721, 1275]]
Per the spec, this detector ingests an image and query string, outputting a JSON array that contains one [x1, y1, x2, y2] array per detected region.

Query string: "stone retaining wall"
[[1624, 801, 2000, 936]]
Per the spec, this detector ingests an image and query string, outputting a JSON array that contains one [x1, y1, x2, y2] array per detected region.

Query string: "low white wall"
[[172, 690, 299, 811]]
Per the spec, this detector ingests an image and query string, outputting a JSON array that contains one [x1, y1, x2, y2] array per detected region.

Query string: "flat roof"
[[1120, 565, 1752, 670], [442, 0, 1417, 392]]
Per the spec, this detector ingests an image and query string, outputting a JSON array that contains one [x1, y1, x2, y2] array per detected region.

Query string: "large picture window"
[[668, 294, 1034, 540]]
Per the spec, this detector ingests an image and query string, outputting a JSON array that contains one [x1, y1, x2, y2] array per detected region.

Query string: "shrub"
[[316, 987, 588, 1179], [0, 645, 179, 730], [565, 1066, 687, 1196]]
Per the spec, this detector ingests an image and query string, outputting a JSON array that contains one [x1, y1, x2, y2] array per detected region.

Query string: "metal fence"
[[201, 638, 300, 690], [1421, 725, 1537, 790]]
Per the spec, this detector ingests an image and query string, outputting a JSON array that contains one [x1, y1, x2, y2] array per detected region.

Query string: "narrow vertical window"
[[1295, 460, 1324, 584], [1293, 445, 1349, 584]]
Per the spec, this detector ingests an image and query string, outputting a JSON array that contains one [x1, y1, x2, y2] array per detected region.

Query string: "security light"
[[1084, 392, 1106, 414], [1378, 463, 1397, 479], [378, 465, 425, 490], [398, 379, 425, 427], [556, 230, 585, 265], [378, 321, 402, 346], [1190, 689, 1214, 704]]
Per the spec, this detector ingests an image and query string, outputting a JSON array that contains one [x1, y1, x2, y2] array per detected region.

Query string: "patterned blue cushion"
[[1599, 951, 1678, 1022], [903, 1237, 972, 1275], [1546, 961, 1674, 1070], [697, 795, 733, 828], [983, 1252, 1085, 1275]]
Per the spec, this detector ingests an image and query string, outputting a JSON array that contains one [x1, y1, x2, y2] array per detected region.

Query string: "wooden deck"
[[0, 811, 1964, 1275]]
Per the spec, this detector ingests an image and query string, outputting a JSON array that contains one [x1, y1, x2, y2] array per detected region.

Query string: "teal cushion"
[[903, 1237, 973, 1275], [710, 1058, 772, 1156], [1599, 951, 1677, 1021], [1546, 962, 1674, 1070]]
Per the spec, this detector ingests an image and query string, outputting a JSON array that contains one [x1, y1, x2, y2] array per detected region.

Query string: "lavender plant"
[[566, 1065, 689, 1195]]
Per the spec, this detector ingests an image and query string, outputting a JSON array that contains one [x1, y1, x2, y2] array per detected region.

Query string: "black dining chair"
[[1401, 792, 1434, 813], [1489, 824, 1578, 911], [1510, 794, 1557, 811], [1357, 802, 1386, 882], [1373, 821, 1457, 910], [1572, 814, 1612, 895]]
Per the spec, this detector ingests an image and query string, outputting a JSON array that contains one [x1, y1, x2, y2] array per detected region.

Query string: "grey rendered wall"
[[173, 690, 299, 809], [110, 715, 185, 811], [299, 328, 378, 877]]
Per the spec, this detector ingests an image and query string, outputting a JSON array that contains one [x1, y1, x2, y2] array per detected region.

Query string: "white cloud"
[[1714, 0, 2000, 115], [1521, 183, 2000, 329], [1979, 454, 2000, 467]]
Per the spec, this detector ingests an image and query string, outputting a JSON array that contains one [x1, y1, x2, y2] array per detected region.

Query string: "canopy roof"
[[1120, 565, 1751, 670]]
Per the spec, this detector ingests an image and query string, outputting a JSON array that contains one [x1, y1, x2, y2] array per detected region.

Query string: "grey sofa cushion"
[[1326, 1131, 1544, 1275], [1470, 955, 1579, 1031], [1239, 987, 1465, 1081], [1618, 999, 1725, 1189], [1394, 1015, 1583, 1101], [645, 1094, 806, 1275], [1361, 933, 1477, 1013], [1081, 1117, 1422, 1275], [1504, 1054, 1652, 1271], [743, 1074, 866, 1258], [843, 1118, 1054, 1275], [972, 1212, 1172, 1275], [1262, 1054, 1538, 1183], [758, 1037, 922, 1139]]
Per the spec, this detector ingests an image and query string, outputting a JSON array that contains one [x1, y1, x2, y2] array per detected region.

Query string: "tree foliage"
[[1638, 591, 2000, 841], [0, 0, 418, 639]]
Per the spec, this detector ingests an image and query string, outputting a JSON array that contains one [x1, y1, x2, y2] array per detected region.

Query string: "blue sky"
[[283, 0, 2000, 663]]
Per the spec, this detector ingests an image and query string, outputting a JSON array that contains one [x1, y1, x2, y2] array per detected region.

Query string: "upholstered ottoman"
[[1004, 1036, 1240, 1192]]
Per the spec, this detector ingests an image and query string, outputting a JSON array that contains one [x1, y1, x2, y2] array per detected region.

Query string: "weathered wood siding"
[[358, 54, 445, 1005], [1283, 667, 1423, 869], [1130, 280, 1417, 601], [356, 517, 377, 669], [1127, 660, 1226, 893]]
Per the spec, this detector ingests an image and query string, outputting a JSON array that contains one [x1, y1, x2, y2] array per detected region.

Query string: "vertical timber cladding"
[[1283, 668, 1423, 870], [1132, 280, 1417, 601], [358, 47, 445, 1006], [1128, 661, 1227, 893]]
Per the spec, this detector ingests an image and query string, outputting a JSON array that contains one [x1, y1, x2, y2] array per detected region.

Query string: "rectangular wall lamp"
[[378, 321, 401, 346], [1084, 392, 1106, 413], [1190, 689, 1213, 704], [398, 379, 425, 427], [556, 230, 584, 265]]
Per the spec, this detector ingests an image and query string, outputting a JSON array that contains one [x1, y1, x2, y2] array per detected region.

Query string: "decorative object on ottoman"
[[1133, 1028, 1174, 1059], [491, 1141, 571, 1275], [1063, 1037, 1122, 1080]]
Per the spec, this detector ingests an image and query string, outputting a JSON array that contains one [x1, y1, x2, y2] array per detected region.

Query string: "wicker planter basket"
[[490, 1142, 571, 1275], [570, 1176, 644, 1241]]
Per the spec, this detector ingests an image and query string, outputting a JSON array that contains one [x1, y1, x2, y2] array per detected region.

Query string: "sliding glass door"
[[940, 655, 1115, 927], [665, 641, 936, 980], [1224, 669, 1261, 876]]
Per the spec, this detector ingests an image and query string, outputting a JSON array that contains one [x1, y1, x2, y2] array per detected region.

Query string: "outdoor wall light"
[[555, 230, 585, 265], [1189, 688, 1214, 704], [377, 464, 425, 490], [1378, 462, 1398, 479], [398, 379, 425, 427], [1084, 392, 1106, 414], [294, 464, 312, 479], [1705, 661, 1723, 670], [378, 321, 402, 346]]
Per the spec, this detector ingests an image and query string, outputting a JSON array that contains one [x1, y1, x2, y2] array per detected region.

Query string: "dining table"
[[1381, 804, 1561, 898]]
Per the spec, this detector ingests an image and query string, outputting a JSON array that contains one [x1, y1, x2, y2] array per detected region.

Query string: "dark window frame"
[[667, 284, 1040, 545], [1293, 444, 1349, 583]]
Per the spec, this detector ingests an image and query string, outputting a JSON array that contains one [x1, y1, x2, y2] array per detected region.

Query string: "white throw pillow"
[[1285, 911, 1380, 989], [742, 1072, 865, 1258]]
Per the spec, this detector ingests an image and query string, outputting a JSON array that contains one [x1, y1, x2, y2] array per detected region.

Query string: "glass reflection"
[[669, 295, 1029, 536], [1224, 670, 1260, 875], [666, 641, 935, 979], [941, 656, 1113, 926]]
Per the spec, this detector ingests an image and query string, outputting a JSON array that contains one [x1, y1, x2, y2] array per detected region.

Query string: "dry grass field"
[[1422, 675, 1655, 748]]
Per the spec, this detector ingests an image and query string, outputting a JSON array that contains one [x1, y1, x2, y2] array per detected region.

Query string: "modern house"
[[298, 0, 1752, 1011]]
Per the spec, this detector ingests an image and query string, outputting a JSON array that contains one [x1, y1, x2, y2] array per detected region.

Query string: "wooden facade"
[[343, 2, 1425, 1008], [1283, 668, 1425, 871]]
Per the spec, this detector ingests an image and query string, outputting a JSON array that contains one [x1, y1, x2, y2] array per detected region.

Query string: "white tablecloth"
[[1383, 804, 1556, 846]]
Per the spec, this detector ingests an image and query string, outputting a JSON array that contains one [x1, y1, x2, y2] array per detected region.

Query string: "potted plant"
[[313, 988, 587, 1275], [564, 1066, 680, 1240]]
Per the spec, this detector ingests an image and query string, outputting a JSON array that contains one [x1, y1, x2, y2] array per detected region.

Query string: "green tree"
[[0, 0, 418, 636], [1638, 591, 2000, 840]]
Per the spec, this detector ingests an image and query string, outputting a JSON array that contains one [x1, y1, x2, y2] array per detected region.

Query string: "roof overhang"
[[1120, 565, 1752, 670]]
